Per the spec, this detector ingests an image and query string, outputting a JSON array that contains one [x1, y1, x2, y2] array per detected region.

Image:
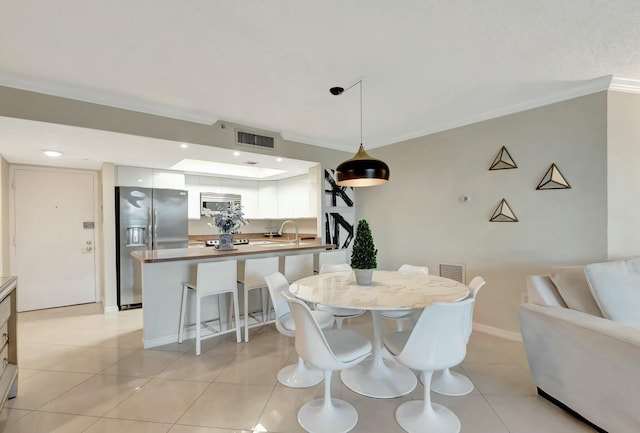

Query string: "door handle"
[[147, 206, 153, 249], [153, 207, 158, 250]]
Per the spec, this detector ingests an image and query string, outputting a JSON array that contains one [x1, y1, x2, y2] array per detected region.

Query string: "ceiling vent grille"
[[236, 130, 275, 149], [439, 263, 466, 284]]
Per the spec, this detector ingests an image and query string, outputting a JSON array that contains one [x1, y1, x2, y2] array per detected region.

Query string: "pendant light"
[[331, 80, 390, 187]]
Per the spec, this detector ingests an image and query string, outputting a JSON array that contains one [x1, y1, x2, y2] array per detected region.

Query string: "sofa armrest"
[[518, 303, 640, 433]]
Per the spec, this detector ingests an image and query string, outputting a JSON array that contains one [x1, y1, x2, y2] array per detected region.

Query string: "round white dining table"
[[289, 270, 469, 399]]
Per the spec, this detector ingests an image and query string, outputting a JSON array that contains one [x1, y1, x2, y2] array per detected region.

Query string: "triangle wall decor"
[[490, 199, 518, 222], [489, 146, 518, 170], [536, 163, 571, 190]]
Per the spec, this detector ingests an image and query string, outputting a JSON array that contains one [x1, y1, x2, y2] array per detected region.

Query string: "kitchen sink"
[[252, 242, 294, 247]]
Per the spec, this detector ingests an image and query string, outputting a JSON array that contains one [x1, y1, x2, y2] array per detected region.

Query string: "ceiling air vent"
[[236, 130, 275, 149]]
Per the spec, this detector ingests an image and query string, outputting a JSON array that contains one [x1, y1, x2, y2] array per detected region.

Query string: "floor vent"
[[439, 263, 466, 284], [236, 130, 275, 149]]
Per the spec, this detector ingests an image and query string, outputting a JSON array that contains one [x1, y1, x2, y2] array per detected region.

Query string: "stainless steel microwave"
[[200, 192, 241, 215]]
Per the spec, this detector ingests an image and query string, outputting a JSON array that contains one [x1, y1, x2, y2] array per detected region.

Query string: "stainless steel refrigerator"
[[116, 187, 188, 309]]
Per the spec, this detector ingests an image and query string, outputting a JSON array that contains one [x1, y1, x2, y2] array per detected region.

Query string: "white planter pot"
[[354, 269, 373, 285]]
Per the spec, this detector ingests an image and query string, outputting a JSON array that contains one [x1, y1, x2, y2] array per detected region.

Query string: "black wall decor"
[[323, 169, 355, 248], [490, 199, 518, 222], [536, 163, 571, 190], [489, 146, 518, 170]]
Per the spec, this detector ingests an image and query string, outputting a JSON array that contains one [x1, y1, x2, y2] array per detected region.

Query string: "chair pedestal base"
[[277, 357, 323, 388], [298, 398, 358, 433], [396, 401, 460, 433], [430, 369, 474, 396]]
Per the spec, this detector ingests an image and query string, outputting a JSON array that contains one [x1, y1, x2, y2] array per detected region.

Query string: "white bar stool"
[[178, 260, 241, 355], [283, 253, 314, 283], [237, 256, 279, 342], [316, 249, 348, 273]]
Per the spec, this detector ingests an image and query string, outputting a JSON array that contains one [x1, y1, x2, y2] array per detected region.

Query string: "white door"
[[12, 168, 98, 311]]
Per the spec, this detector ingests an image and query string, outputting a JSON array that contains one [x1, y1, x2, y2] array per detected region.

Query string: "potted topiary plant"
[[350, 219, 377, 285]]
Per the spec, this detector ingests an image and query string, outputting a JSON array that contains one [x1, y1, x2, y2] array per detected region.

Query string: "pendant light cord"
[[359, 80, 363, 145], [339, 80, 363, 144]]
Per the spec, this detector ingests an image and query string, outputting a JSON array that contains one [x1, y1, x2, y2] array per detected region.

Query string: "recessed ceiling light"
[[233, 151, 241, 156], [276, 157, 283, 162], [180, 143, 189, 149], [43, 150, 62, 158], [137, 179, 144, 183]]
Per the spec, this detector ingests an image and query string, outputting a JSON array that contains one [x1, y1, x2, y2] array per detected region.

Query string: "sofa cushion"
[[584, 257, 640, 328], [550, 266, 603, 317]]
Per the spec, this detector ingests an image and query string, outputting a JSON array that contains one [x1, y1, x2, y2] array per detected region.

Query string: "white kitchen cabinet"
[[153, 170, 185, 189], [277, 175, 314, 218], [185, 175, 202, 220], [258, 181, 278, 218], [239, 181, 259, 219], [116, 166, 185, 190], [115, 166, 153, 187]]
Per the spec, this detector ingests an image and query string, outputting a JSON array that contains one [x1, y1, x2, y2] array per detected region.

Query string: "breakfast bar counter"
[[131, 241, 334, 348], [131, 241, 332, 263]]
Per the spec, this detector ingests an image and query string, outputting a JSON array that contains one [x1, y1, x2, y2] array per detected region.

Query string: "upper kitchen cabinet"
[[257, 181, 278, 219], [277, 175, 316, 218], [185, 175, 205, 220], [115, 166, 153, 187], [116, 166, 185, 190], [153, 170, 186, 189], [165, 168, 319, 220]]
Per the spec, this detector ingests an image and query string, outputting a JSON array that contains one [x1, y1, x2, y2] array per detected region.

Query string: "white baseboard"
[[103, 305, 119, 314], [473, 322, 522, 342], [144, 334, 180, 349]]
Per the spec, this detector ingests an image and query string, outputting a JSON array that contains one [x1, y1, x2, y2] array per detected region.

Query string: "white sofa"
[[518, 259, 640, 433]]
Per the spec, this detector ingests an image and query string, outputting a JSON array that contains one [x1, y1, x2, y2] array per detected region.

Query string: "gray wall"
[[607, 91, 640, 259], [356, 92, 609, 333], [0, 157, 9, 275]]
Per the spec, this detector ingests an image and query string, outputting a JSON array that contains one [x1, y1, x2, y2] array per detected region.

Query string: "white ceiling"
[[1, 1, 640, 171]]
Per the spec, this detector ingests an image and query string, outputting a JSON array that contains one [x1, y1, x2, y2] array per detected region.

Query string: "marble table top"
[[289, 270, 469, 310]]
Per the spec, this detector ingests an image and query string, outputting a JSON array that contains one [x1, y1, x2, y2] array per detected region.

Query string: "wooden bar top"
[[131, 241, 335, 263]]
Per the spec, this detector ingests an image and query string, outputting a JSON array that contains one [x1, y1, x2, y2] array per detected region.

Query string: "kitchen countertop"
[[132, 240, 333, 263]]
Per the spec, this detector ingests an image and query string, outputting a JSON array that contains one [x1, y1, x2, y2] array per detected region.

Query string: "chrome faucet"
[[278, 220, 299, 246]]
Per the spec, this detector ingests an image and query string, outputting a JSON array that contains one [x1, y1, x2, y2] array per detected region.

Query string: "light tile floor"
[[0, 303, 597, 433]]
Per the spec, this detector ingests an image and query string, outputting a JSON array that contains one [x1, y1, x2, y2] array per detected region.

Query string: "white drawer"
[[0, 321, 7, 353], [0, 343, 7, 377], [0, 296, 10, 326]]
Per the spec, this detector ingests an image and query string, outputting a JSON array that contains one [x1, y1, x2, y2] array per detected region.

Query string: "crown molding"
[[0, 72, 218, 125], [378, 75, 615, 148], [609, 76, 640, 94]]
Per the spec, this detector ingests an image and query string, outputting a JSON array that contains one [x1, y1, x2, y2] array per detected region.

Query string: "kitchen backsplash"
[[188, 218, 318, 236]]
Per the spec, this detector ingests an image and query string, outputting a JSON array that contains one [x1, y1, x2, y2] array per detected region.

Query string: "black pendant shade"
[[336, 144, 390, 187], [331, 80, 390, 187]]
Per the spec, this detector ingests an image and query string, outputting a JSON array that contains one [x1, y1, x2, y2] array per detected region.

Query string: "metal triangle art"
[[536, 163, 571, 190], [489, 146, 518, 170], [490, 199, 518, 222]]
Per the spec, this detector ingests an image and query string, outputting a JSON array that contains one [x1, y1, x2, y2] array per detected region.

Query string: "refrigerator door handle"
[[153, 207, 159, 250], [147, 206, 153, 250]]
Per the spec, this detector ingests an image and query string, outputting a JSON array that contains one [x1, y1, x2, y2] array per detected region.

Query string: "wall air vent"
[[439, 263, 466, 284], [236, 130, 275, 150]]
